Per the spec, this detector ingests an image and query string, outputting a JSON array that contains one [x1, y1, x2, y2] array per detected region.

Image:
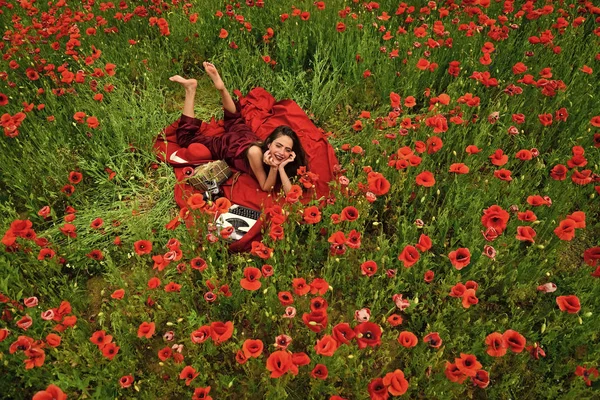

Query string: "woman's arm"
[[247, 146, 279, 192], [278, 165, 293, 194], [277, 152, 297, 194]]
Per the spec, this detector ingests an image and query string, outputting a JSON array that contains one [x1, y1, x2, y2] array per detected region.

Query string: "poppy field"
[[1, 0, 600, 398]]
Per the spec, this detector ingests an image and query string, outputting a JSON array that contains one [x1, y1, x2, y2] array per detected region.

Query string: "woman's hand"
[[278, 151, 296, 170], [263, 150, 281, 168]]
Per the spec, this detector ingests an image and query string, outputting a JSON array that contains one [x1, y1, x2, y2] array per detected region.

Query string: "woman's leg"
[[169, 75, 197, 118], [203, 62, 237, 114]]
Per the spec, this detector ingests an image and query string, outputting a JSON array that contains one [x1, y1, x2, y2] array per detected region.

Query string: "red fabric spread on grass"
[[154, 87, 338, 252]]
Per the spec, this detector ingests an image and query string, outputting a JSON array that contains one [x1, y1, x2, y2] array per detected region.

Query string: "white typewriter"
[[215, 204, 262, 241]]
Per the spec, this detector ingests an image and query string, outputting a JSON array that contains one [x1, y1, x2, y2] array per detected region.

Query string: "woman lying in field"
[[170, 62, 307, 195]]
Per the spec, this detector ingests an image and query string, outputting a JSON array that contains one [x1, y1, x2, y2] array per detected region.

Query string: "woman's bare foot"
[[203, 62, 225, 91], [169, 75, 197, 91]]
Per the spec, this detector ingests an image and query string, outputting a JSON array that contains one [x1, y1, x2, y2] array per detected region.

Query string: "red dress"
[[175, 102, 259, 175]]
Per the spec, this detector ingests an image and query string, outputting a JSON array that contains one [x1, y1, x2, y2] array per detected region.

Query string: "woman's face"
[[268, 135, 294, 162]]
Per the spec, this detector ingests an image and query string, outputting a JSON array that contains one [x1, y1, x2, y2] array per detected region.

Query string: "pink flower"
[[393, 294, 410, 311], [354, 308, 371, 322]]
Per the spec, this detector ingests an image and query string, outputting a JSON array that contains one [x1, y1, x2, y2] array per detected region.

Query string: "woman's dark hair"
[[260, 125, 307, 178]]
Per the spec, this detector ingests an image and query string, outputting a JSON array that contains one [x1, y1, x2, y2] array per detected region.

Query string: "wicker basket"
[[187, 160, 232, 191]]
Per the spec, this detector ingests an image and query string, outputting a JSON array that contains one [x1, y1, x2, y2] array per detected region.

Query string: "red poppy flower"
[[90, 330, 112, 348], [448, 248, 471, 270], [527, 195, 551, 207], [512, 62, 527, 74], [266, 350, 293, 378], [515, 226, 536, 243], [133, 240, 152, 255], [242, 339, 263, 358], [449, 163, 469, 174], [314, 334, 338, 356], [303, 206, 321, 224], [455, 353, 482, 377], [423, 332, 442, 348], [111, 289, 125, 300], [416, 58, 430, 70], [367, 172, 391, 196], [45, 333, 61, 348], [503, 329, 526, 353], [186, 193, 206, 210], [0, 93, 8, 106], [158, 347, 172, 361], [311, 364, 328, 380], [489, 149, 508, 166], [292, 278, 310, 296], [554, 218, 577, 241], [240, 267, 262, 290], [210, 321, 233, 344], [461, 289, 478, 308], [354, 322, 382, 349], [102, 342, 120, 360], [345, 229, 361, 249], [235, 350, 247, 364], [38, 248, 56, 260], [426, 136, 443, 154], [416, 234, 432, 252], [219, 29, 228, 39], [179, 365, 199, 386], [485, 332, 507, 357], [277, 291, 294, 306], [575, 366, 599, 386], [291, 352, 310, 368], [351, 120, 363, 131], [119, 375, 134, 389], [397, 331, 418, 348], [425, 114, 448, 133], [571, 169, 593, 185], [398, 245, 420, 268], [261, 264, 274, 277], [190, 326, 211, 344], [251, 241, 273, 259], [518, 210, 537, 222], [387, 314, 403, 326], [361, 260, 377, 277], [59, 184, 75, 197], [309, 297, 327, 313], [481, 205, 510, 234], [86, 116, 99, 129], [332, 323, 356, 345], [538, 113, 553, 126], [309, 278, 329, 295], [383, 369, 409, 396], [340, 206, 359, 222], [368, 377, 389, 400], [389, 92, 401, 108], [415, 171, 435, 187], [556, 295, 581, 314], [465, 145, 481, 154], [32, 384, 67, 400], [494, 169, 512, 181], [137, 322, 155, 339], [302, 309, 328, 333], [190, 257, 207, 272], [164, 282, 181, 292], [583, 247, 600, 267], [472, 369, 490, 388], [444, 362, 467, 384]]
